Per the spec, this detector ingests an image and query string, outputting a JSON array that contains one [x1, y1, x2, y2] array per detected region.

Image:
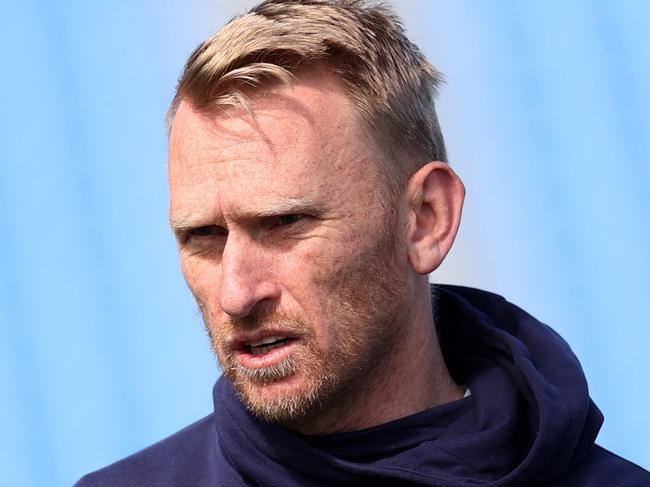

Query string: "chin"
[[231, 369, 328, 425]]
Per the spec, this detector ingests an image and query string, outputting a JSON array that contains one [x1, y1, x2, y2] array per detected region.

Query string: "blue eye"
[[277, 214, 304, 226]]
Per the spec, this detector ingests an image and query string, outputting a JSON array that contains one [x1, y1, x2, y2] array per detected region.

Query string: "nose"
[[218, 234, 279, 318]]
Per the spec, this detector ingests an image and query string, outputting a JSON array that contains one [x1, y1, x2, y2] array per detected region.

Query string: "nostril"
[[218, 279, 280, 318]]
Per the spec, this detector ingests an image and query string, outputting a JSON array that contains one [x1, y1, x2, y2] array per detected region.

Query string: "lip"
[[231, 329, 301, 370], [232, 329, 300, 351], [234, 338, 301, 369]]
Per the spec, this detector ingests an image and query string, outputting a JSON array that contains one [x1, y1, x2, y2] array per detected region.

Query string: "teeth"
[[245, 335, 286, 347], [262, 335, 282, 345], [250, 341, 286, 355]]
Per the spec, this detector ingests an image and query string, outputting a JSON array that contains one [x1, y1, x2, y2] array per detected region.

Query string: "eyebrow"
[[244, 197, 325, 218], [170, 197, 327, 234]]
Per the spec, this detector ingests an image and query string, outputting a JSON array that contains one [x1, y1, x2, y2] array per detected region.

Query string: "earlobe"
[[406, 162, 465, 275]]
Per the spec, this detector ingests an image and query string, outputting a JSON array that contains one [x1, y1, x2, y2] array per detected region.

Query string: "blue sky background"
[[1, 1, 648, 485]]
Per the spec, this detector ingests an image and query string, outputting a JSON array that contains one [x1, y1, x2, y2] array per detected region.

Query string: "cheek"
[[309, 228, 372, 281], [289, 238, 367, 324], [295, 239, 347, 288], [273, 244, 345, 332]]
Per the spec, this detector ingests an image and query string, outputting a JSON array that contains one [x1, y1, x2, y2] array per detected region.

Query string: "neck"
[[293, 279, 463, 435]]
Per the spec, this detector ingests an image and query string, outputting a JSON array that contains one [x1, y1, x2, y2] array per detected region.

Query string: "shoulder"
[[74, 414, 218, 487], [556, 445, 650, 486]]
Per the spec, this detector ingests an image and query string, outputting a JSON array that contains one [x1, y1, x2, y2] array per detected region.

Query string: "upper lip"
[[231, 329, 299, 350]]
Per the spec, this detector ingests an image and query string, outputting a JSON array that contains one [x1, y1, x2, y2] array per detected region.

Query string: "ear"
[[405, 162, 465, 275]]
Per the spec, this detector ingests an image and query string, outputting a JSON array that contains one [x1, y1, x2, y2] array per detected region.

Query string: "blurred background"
[[1, 0, 648, 485]]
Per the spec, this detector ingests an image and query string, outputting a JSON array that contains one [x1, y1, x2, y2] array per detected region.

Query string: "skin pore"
[[168, 69, 466, 435]]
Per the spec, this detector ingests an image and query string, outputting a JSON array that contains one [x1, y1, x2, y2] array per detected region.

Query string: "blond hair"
[[167, 0, 447, 182]]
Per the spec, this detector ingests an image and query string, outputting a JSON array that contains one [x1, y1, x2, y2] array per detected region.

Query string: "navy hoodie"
[[76, 285, 650, 486]]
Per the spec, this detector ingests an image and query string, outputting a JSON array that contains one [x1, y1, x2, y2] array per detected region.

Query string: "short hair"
[[167, 0, 447, 182]]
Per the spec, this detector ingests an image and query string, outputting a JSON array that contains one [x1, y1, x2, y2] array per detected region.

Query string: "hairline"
[[168, 73, 422, 198]]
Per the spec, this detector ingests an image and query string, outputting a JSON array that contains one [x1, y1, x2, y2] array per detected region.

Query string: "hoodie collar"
[[212, 285, 603, 486]]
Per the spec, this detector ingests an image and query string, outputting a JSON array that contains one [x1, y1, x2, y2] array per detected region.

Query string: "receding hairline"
[[170, 63, 337, 130], [169, 67, 398, 182], [167, 0, 448, 187]]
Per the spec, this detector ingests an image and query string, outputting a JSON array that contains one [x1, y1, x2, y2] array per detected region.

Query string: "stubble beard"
[[211, 309, 335, 424], [200, 210, 408, 429]]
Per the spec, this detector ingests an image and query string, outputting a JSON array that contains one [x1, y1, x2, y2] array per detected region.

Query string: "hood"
[[212, 285, 603, 486]]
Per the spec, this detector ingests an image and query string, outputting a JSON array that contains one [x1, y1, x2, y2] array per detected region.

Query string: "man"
[[77, 1, 649, 485]]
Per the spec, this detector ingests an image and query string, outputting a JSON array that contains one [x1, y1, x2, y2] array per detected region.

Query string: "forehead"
[[168, 73, 386, 220], [170, 73, 362, 164]]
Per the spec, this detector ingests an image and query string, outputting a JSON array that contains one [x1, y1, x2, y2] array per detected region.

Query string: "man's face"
[[168, 73, 411, 427]]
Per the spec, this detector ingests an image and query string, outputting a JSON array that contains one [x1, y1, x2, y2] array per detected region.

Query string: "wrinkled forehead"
[[169, 101, 327, 175], [169, 69, 383, 167], [167, 76, 388, 219]]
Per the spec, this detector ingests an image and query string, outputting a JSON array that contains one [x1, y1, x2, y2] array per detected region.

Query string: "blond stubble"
[[198, 207, 409, 428]]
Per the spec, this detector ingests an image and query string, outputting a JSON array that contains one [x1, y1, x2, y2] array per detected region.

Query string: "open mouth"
[[243, 335, 296, 356], [231, 332, 301, 369], [241, 335, 296, 355]]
